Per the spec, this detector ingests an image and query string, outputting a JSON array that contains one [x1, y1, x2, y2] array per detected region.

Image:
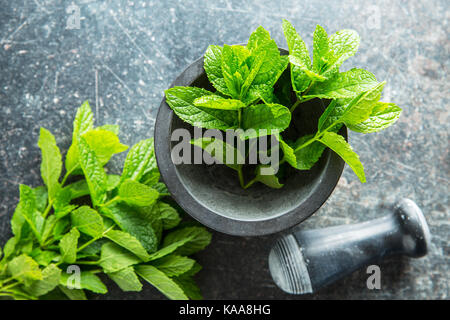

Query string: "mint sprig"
[[0, 101, 212, 300], [165, 20, 402, 188]]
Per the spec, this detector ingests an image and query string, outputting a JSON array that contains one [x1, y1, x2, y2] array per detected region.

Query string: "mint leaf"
[[41, 215, 57, 243], [12, 185, 44, 242], [253, 165, 283, 189], [135, 265, 188, 300], [97, 124, 120, 135], [105, 229, 150, 261], [102, 204, 158, 253], [346, 102, 402, 133], [107, 266, 142, 292], [53, 187, 71, 211], [67, 129, 128, 174], [322, 29, 360, 77], [118, 179, 159, 207], [240, 50, 266, 99], [99, 242, 141, 273], [330, 82, 386, 126], [59, 228, 80, 264], [191, 137, 244, 171], [106, 174, 120, 191], [241, 103, 291, 139], [205, 27, 288, 105], [120, 139, 154, 182], [82, 129, 128, 165], [147, 237, 193, 261], [33, 186, 48, 213], [319, 131, 366, 182], [304, 68, 379, 100], [62, 180, 89, 200], [72, 101, 94, 140], [18, 239, 33, 255], [25, 264, 61, 296], [77, 136, 107, 206], [193, 95, 245, 110], [58, 285, 87, 300], [165, 86, 238, 130], [163, 227, 212, 256], [140, 168, 160, 187], [221, 44, 251, 99], [289, 56, 327, 82], [183, 262, 203, 276], [70, 206, 104, 238], [1, 237, 17, 261], [60, 271, 107, 294], [151, 255, 195, 277], [173, 276, 203, 300], [7, 255, 42, 283], [53, 218, 70, 240], [152, 182, 169, 195], [65, 101, 94, 175], [291, 135, 327, 170], [121, 139, 155, 183], [38, 128, 62, 201], [312, 25, 329, 74], [158, 203, 182, 230], [204, 45, 229, 95], [30, 249, 59, 267], [54, 205, 78, 220], [282, 19, 311, 92], [65, 145, 80, 176], [318, 100, 338, 132], [245, 26, 289, 104], [278, 134, 326, 170], [277, 136, 297, 168]]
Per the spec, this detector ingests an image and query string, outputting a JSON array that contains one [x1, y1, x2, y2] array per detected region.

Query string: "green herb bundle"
[[165, 20, 402, 188], [0, 101, 211, 300]]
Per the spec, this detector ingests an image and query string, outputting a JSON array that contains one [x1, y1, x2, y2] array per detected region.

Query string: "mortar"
[[154, 48, 347, 236]]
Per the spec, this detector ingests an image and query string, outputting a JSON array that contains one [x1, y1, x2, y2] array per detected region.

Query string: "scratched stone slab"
[[0, 0, 448, 299]]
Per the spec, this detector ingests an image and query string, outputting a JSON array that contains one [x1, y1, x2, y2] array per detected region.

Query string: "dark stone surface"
[[0, 0, 448, 299]]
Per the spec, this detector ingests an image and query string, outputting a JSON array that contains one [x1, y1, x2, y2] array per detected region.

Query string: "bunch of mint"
[[165, 20, 402, 188], [0, 101, 211, 300]]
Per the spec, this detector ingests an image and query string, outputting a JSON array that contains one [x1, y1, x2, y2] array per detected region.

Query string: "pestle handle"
[[269, 198, 431, 294]]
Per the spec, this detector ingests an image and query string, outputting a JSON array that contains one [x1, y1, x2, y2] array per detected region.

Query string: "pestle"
[[268, 198, 431, 294]]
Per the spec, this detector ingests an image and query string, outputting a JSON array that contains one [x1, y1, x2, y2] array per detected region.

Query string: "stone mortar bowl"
[[154, 48, 346, 236]]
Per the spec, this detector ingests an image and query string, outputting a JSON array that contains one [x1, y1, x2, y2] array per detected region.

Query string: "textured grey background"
[[0, 0, 448, 299]]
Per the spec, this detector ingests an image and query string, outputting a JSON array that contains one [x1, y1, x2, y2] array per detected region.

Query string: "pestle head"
[[268, 234, 313, 295], [393, 198, 431, 258]]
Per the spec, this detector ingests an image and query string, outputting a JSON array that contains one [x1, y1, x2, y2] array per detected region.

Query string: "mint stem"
[[61, 166, 77, 186], [42, 199, 53, 218], [100, 196, 120, 208], [77, 225, 114, 253], [77, 238, 98, 253], [1, 281, 19, 292], [74, 260, 100, 265], [289, 99, 301, 112], [238, 108, 242, 128], [237, 165, 245, 188], [293, 120, 341, 153], [0, 276, 15, 287], [243, 177, 257, 189]]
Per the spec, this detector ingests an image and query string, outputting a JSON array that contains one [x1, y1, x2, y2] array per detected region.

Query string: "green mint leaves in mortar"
[[0, 101, 211, 300], [165, 20, 402, 188]]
